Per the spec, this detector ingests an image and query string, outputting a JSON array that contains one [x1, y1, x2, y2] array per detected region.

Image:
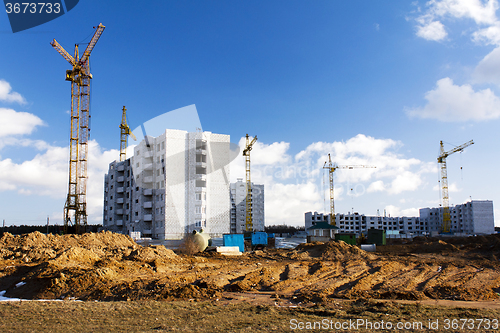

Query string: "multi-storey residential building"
[[230, 179, 264, 233], [305, 200, 495, 237], [305, 211, 331, 230], [419, 200, 494, 235], [305, 211, 423, 236], [103, 129, 231, 239]]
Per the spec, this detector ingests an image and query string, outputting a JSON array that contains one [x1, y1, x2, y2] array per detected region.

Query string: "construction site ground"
[[1, 231, 500, 332]]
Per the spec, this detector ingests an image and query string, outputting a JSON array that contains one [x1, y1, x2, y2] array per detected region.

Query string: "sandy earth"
[[1, 231, 500, 306]]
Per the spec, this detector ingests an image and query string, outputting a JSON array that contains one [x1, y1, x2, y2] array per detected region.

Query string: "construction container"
[[223, 234, 245, 252], [335, 233, 357, 245], [251, 232, 268, 246], [367, 229, 386, 246]]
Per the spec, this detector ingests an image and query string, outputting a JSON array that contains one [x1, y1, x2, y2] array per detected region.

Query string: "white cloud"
[[265, 182, 322, 225], [0, 137, 119, 223], [384, 205, 420, 217], [367, 180, 385, 193], [230, 134, 433, 226], [431, 0, 498, 25], [0, 108, 45, 138], [433, 182, 461, 192], [413, 0, 500, 44], [390, 171, 422, 194], [473, 46, 500, 84], [473, 22, 500, 44], [406, 77, 500, 121], [416, 20, 448, 41], [0, 80, 26, 104]]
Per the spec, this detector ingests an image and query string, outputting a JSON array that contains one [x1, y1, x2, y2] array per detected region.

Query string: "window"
[[110, 175, 114, 180], [110, 207, 113, 211], [126, 203, 129, 209], [109, 217, 112, 221], [135, 211, 138, 216], [136, 162, 140, 168], [161, 141, 164, 150], [161, 180, 164, 188], [110, 195, 113, 200], [157, 143, 160, 151], [157, 170, 160, 177], [136, 150, 140, 155]]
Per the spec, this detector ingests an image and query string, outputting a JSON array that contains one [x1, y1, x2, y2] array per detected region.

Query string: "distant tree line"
[[265, 224, 305, 235], [0, 224, 102, 236]]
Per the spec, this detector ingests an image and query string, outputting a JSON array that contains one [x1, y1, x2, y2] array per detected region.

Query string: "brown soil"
[[1, 231, 500, 306]]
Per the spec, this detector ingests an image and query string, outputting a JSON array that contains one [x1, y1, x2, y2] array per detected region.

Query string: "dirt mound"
[[295, 240, 376, 260], [0, 231, 138, 262], [421, 240, 460, 253], [127, 245, 178, 263]]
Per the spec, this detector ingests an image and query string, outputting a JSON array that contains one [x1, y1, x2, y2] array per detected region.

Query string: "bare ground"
[[1, 231, 500, 332]]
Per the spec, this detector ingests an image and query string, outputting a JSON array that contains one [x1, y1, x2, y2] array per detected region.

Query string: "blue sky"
[[1, 0, 499, 227]]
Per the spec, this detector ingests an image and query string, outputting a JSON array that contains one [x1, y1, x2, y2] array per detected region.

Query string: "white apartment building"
[[419, 200, 494, 235], [305, 211, 422, 235], [103, 129, 231, 239], [305, 200, 494, 237], [230, 179, 264, 233], [305, 211, 331, 230]]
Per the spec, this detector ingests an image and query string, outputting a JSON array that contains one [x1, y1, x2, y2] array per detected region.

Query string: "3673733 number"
[[5, 3, 61, 14]]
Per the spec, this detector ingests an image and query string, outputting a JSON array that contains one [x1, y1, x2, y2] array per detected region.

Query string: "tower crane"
[[119, 106, 136, 161], [323, 153, 375, 226], [243, 134, 257, 231], [51, 23, 105, 233], [437, 140, 474, 233]]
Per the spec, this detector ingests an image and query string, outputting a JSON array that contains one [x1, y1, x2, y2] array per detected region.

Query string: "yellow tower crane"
[[243, 134, 257, 231], [323, 153, 375, 226], [119, 106, 136, 161], [51, 23, 105, 233], [437, 139, 474, 233]]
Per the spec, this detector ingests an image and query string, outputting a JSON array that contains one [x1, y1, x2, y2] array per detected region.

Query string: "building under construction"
[[230, 178, 265, 233], [103, 129, 231, 239], [420, 200, 494, 235]]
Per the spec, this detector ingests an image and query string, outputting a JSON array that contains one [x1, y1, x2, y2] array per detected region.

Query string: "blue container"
[[267, 233, 275, 239], [251, 232, 268, 246], [223, 234, 245, 252]]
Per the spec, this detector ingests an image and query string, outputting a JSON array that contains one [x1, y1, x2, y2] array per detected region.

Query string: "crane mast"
[[243, 134, 257, 231], [119, 106, 136, 161], [323, 153, 375, 226], [51, 23, 105, 233], [437, 139, 474, 233]]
